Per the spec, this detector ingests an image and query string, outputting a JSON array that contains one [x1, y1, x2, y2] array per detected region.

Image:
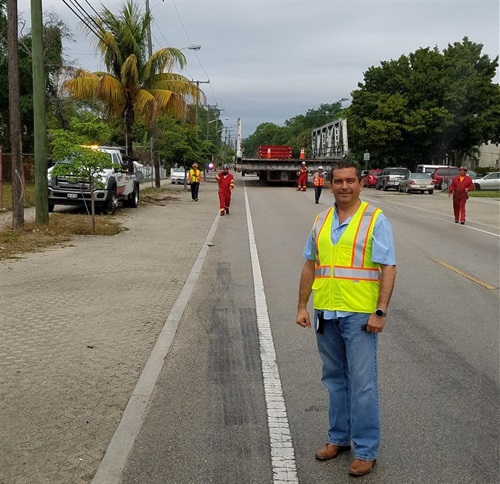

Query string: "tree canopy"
[[0, 3, 67, 152], [61, 0, 203, 164], [243, 102, 346, 157], [347, 37, 500, 168]]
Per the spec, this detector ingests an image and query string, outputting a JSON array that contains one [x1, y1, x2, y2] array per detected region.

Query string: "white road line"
[[244, 187, 299, 484], [435, 218, 500, 237]]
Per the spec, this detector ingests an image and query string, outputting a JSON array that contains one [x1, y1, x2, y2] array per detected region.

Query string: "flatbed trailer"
[[234, 117, 348, 185], [235, 157, 343, 184]]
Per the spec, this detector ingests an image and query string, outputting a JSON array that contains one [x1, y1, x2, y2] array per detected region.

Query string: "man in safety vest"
[[312, 165, 325, 204], [188, 162, 202, 201], [296, 159, 397, 477], [296, 161, 308, 191], [215, 164, 235, 216]]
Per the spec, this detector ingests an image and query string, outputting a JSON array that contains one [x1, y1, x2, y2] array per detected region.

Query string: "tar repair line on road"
[[91, 211, 221, 484], [244, 186, 299, 484]]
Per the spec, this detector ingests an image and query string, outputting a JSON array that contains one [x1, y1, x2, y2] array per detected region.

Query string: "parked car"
[[364, 169, 383, 188], [398, 172, 434, 194], [473, 172, 500, 191], [430, 166, 459, 189], [375, 167, 410, 191], [441, 170, 478, 191], [171, 167, 190, 185]]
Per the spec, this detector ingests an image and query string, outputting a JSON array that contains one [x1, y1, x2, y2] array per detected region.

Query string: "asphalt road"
[[1, 175, 497, 483], [118, 177, 499, 484]]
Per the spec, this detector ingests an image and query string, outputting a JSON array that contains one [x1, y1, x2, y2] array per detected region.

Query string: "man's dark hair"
[[328, 159, 361, 181]]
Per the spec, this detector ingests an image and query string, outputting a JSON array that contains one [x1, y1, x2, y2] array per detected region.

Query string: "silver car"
[[398, 172, 434, 194], [441, 170, 478, 191], [171, 167, 190, 185], [473, 172, 500, 191]]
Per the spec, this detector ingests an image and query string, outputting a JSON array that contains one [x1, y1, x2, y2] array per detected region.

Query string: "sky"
[[17, 0, 500, 138]]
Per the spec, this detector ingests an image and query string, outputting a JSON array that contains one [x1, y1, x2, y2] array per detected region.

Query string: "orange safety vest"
[[313, 172, 325, 187]]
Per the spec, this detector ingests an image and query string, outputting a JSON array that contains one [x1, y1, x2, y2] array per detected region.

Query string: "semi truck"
[[235, 118, 348, 184]]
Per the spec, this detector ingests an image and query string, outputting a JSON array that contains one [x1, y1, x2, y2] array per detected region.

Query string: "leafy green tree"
[[67, 114, 112, 145], [61, 0, 204, 188], [0, 5, 67, 152], [155, 115, 212, 171], [50, 130, 115, 229], [348, 38, 500, 168]]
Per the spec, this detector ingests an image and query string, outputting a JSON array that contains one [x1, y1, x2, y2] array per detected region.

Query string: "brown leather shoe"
[[348, 459, 376, 476], [315, 443, 351, 461]]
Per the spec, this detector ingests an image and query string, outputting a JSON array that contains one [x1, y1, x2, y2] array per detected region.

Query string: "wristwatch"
[[375, 308, 387, 318]]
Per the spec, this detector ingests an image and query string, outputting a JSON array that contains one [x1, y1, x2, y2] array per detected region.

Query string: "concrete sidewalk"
[[0, 180, 220, 484]]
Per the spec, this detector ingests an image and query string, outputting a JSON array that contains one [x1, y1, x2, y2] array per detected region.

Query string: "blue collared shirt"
[[303, 201, 396, 319]]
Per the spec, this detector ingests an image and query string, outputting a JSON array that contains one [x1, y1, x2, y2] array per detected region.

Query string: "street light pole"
[[192, 80, 210, 124]]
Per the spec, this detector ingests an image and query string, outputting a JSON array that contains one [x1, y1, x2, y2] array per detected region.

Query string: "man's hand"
[[296, 308, 311, 328], [365, 313, 386, 333], [448, 192, 452, 198]]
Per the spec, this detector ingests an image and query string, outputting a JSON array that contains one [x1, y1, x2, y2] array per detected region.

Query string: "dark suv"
[[431, 167, 459, 190], [375, 167, 410, 191]]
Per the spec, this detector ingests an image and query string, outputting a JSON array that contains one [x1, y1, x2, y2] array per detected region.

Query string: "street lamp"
[[181, 44, 201, 51]]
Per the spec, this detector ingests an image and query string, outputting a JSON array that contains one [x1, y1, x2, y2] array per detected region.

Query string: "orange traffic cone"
[[300, 148, 305, 159], [267, 148, 271, 159]]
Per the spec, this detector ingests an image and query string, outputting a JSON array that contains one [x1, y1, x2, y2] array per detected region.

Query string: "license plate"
[[420, 185, 426, 188], [67, 193, 78, 199]]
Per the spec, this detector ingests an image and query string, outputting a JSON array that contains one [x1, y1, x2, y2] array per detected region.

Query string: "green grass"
[[0, 181, 36, 210], [468, 191, 500, 198]]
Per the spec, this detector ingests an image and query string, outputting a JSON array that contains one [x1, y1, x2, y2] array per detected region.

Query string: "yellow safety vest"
[[311, 202, 382, 313], [189, 168, 201, 183]]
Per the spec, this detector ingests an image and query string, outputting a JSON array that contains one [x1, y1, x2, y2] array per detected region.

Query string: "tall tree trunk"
[[7, 0, 24, 229], [153, 121, 160, 188]]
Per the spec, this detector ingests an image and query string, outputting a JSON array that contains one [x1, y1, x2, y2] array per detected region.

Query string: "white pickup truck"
[[48, 147, 140, 214]]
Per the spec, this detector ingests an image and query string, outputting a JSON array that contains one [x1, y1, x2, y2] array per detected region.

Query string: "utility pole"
[[145, 0, 159, 187], [206, 105, 224, 139], [7, 0, 24, 228], [192, 80, 210, 124], [31, 0, 48, 225]]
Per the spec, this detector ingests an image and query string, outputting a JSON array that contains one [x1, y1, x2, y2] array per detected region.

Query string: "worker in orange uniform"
[[312, 166, 325, 204], [188, 162, 201, 201], [297, 161, 308, 191], [448, 166, 474, 224], [215, 164, 235, 216]]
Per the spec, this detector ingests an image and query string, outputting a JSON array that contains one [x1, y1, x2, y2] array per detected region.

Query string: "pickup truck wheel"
[[383, 181, 388, 191], [103, 190, 117, 215], [375, 183, 380, 190], [124, 184, 139, 208], [48, 204, 54, 213]]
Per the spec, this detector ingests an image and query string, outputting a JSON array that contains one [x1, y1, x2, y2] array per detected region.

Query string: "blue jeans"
[[315, 310, 380, 460]]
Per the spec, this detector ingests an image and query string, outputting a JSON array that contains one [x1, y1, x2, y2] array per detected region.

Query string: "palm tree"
[[62, 0, 204, 183]]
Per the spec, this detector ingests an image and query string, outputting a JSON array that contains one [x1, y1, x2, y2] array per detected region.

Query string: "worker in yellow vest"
[[312, 166, 325, 204], [296, 159, 397, 477], [188, 162, 201, 201]]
